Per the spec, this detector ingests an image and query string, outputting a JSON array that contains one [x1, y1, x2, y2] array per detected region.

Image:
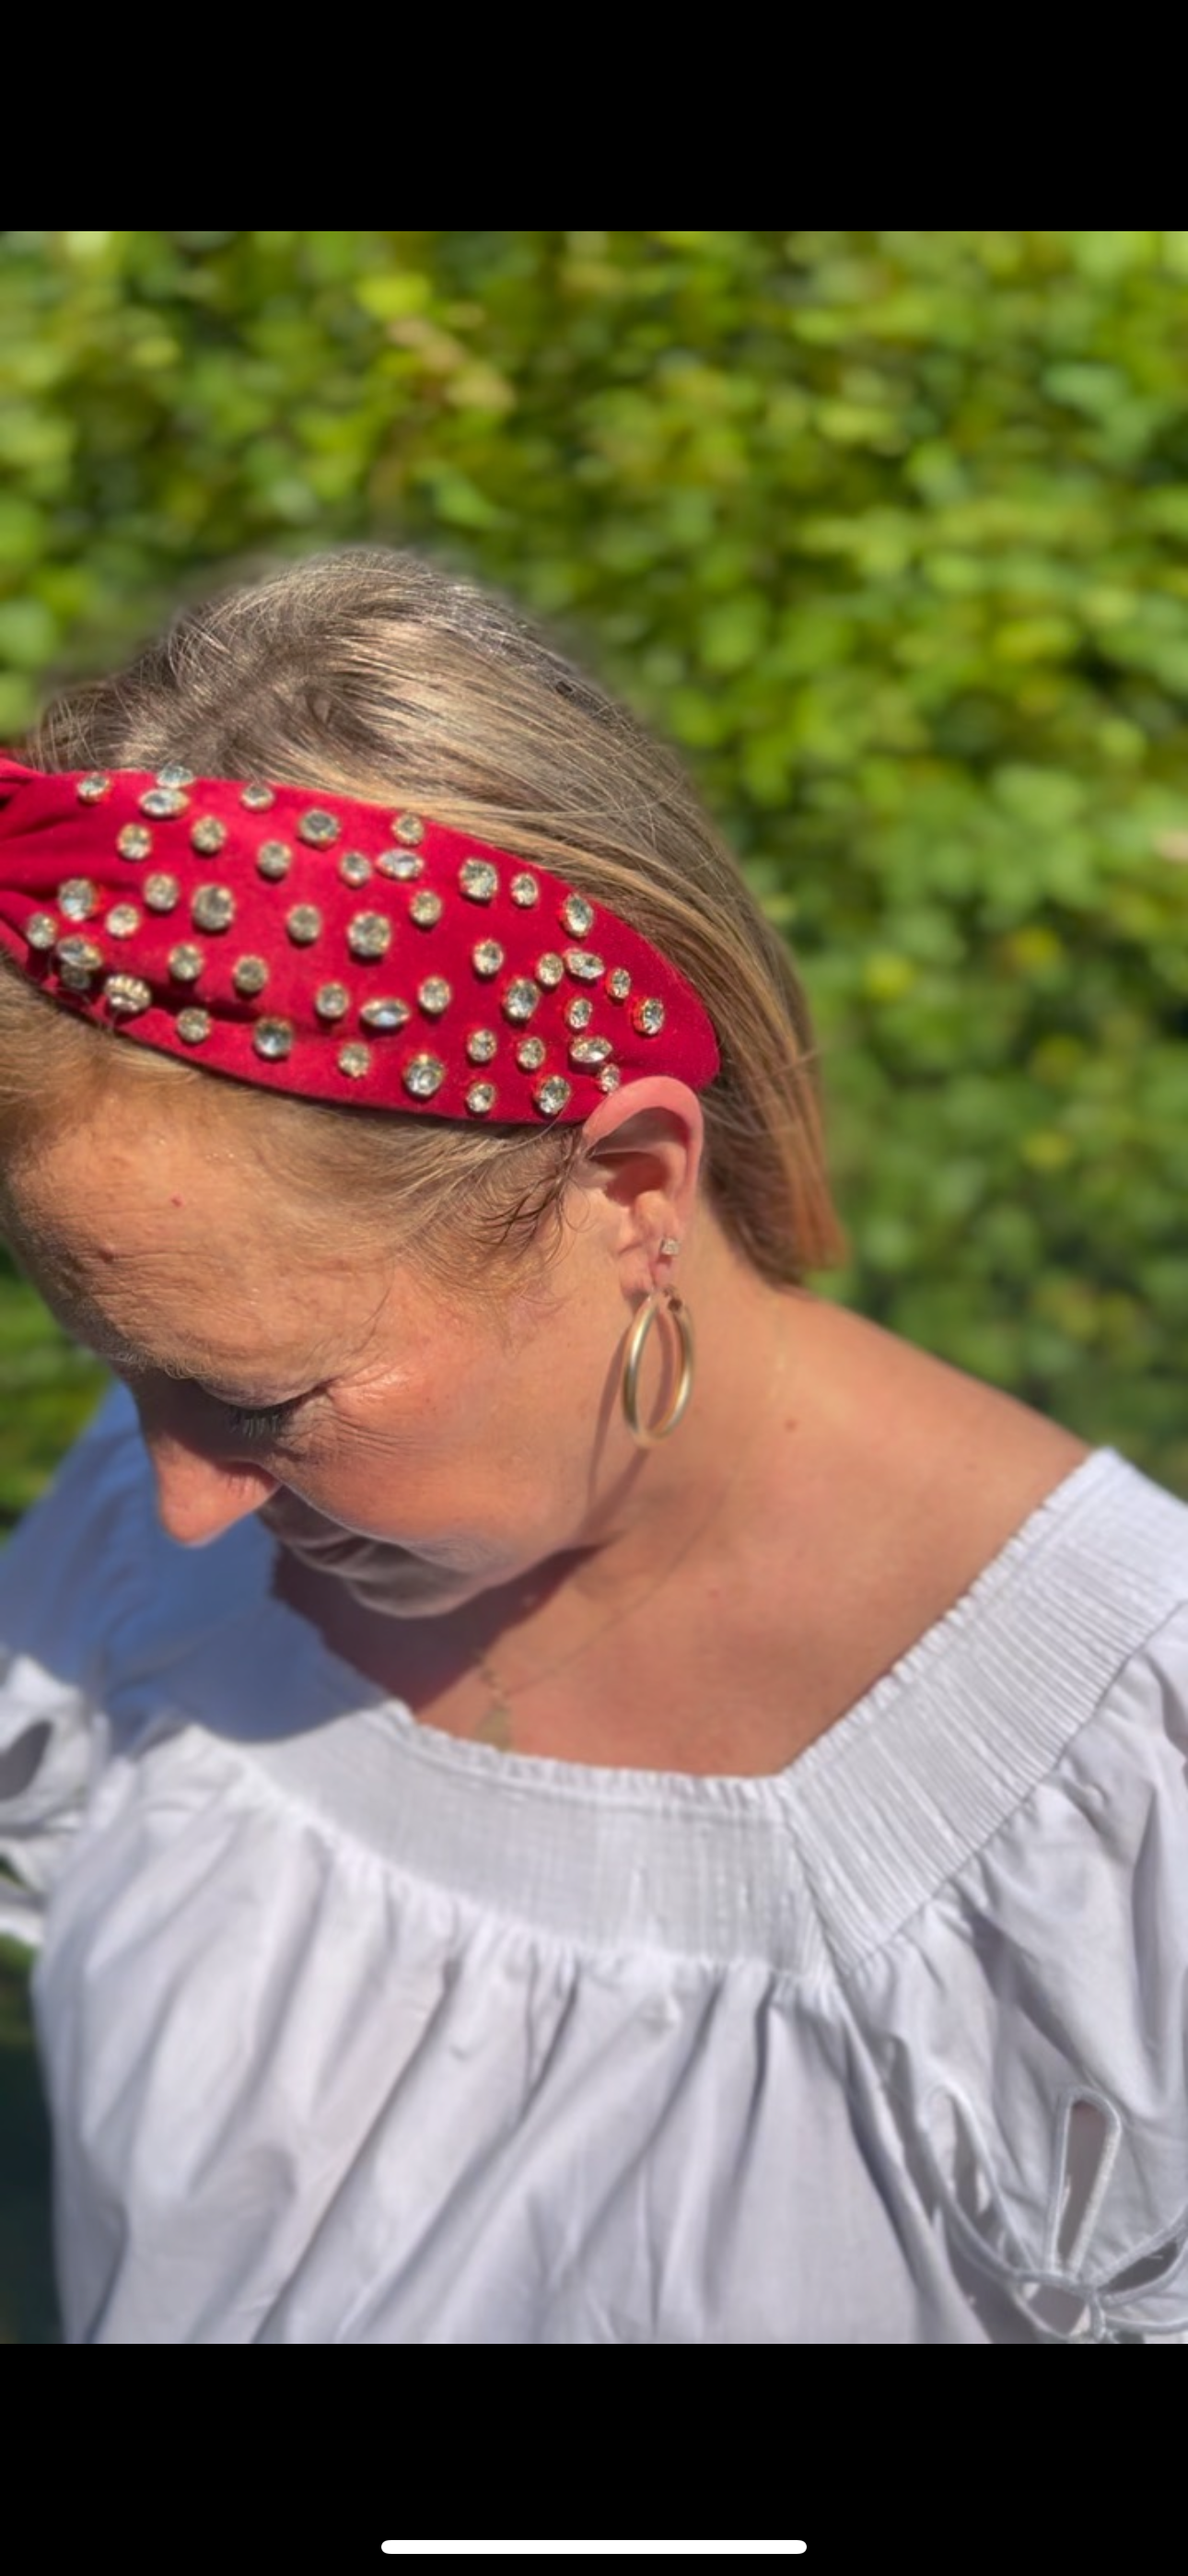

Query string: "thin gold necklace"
[[470, 1326, 790, 1751]]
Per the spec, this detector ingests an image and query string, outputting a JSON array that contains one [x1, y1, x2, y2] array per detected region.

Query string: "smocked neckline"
[[257, 1443, 1119, 1808], [146, 1436, 1188, 1965]]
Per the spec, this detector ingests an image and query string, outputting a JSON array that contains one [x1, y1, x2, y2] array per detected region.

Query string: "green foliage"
[[2, 227, 1187, 1496]]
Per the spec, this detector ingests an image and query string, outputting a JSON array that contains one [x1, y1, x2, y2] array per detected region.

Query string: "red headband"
[[0, 759, 719, 1122]]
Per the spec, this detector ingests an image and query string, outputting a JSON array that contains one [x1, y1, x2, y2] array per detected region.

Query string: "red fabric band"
[[0, 759, 720, 1122]]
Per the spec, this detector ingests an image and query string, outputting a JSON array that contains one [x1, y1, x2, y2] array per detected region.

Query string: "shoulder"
[[795, 1438, 1188, 2342]]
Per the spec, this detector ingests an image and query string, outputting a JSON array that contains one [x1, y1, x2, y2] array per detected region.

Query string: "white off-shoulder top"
[[2, 1387, 1187, 2346]]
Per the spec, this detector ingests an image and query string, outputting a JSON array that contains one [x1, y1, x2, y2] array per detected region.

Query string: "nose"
[[141, 1425, 280, 1547]]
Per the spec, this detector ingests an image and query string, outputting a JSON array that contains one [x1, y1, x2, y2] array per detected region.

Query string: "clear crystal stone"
[[117, 825, 153, 861], [561, 895, 594, 936], [104, 973, 152, 1015], [232, 956, 269, 996], [339, 850, 372, 887], [105, 904, 141, 938], [516, 1036, 546, 1070], [25, 912, 57, 950], [240, 783, 274, 812], [466, 1082, 496, 1116], [467, 1028, 497, 1063], [393, 814, 425, 845], [168, 943, 204, 982], [510, 872, 540, 907], [191, 817, 227, 855], [608, 967, 632, 1001], [632, 996, 665, 1036], [285, 904, 322, 946], [536, 953, 565, 987], [360, 997, 410, 1032], [534, 1075, 572, 1116], [569, 1035, 613, 1066], [177, 1007, 211, 1044], [192, 885, 235, 932], [503, 978, 540, 1023], [55, 934, 103, 973], [140, 786, 188, 819], [377, 848, 423, 882], [253, 1018, 294, 1060], [599, 1063, 622, 1093], [565, 995, 593, 1030], [565, 948, 605, 981], [409, 890, 443, 928], [58, 878, 98, 920], [459, 859, 498, 902], [76, 773, 111, 802], [315, 982, 351, 1021], [58, 964, 96, 992], [337, 1043, 371, 1080], [256, 841, 292, 881], [402, 1052, 445, 1098], [297, 810, 340, 848], [347, 912, 392, 959], [472, 941, 504, 978], [144, 872, 180, 912], [155, 764, 194, 788], [417, 977, 451, 1015]]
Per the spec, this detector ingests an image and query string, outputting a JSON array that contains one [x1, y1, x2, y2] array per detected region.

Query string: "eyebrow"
[[77, 1325, 310, 1407]]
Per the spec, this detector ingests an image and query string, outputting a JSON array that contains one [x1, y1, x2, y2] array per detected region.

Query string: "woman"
[[0, 548, 1185, 2345]]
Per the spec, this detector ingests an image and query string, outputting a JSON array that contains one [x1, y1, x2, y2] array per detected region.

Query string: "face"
[[0, 1093, 665, 1619]]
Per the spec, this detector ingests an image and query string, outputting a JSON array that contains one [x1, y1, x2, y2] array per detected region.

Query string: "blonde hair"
[[0, 548, 848, 1286]]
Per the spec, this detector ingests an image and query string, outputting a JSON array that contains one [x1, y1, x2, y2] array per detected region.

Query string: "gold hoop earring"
[[621, 1290, 695, 1448]]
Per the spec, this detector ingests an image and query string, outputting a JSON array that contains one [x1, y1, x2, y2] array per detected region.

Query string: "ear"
[[576, 1075, 704, 1296]]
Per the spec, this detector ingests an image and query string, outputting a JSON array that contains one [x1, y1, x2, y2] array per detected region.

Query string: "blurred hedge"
[[3, 228, 1188, 1506]]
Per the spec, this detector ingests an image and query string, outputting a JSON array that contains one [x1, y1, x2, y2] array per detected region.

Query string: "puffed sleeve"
[[0, 1384, 143, 1943]]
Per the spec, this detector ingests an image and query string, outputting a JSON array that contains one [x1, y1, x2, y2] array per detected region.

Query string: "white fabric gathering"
[[2, 1386, 1187, 2345]]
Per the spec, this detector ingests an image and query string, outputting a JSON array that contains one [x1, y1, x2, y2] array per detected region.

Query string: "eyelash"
[[221, 1400, 300, 1444]]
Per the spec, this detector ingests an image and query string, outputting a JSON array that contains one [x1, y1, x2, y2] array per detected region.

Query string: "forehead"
[[0, 1096, 391, 1377]]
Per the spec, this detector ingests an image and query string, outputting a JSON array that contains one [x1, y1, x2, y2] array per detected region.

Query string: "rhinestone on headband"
[[192, 818, 227, 855], [0, 756, 721, 1125], [360, 997, 411, 1032], [254, 1019, 293, 1060], [298, 811, 339, 848], [104, 973, 152, 1016], [347, 914, 392, 960], [403, 1053, 444, 1097], [192, 887, 236, 932], [59, 879, 98, 920], [315, 983, 350, 1021], [285, 905, 322, 946]]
